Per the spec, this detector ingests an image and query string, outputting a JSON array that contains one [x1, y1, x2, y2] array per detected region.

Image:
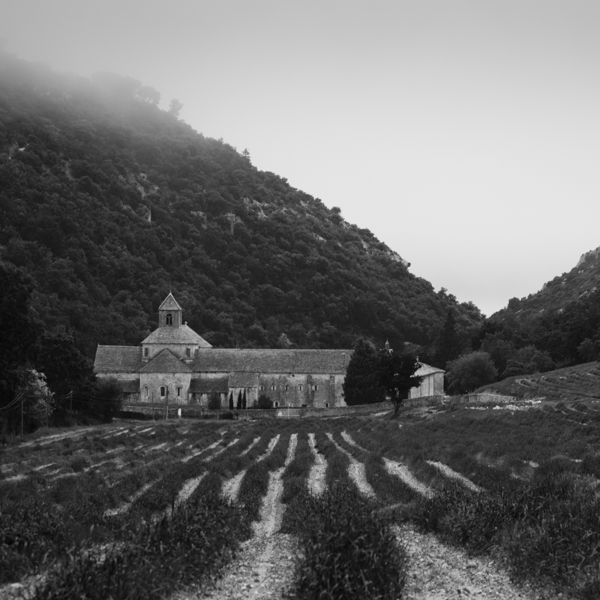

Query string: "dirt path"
[[427, 460, 484, 492], [307, 432, 326, 496], [326, 432, 376, 498], [187, 434, 299, 600], [398, 525, 550, 600]]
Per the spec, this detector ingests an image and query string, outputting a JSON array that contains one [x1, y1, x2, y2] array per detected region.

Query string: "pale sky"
[[3, 0, 600, 316]]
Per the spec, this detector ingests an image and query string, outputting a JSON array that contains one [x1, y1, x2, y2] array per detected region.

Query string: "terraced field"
[[2, 402, 600, 599], [482, 360, 600, 402]]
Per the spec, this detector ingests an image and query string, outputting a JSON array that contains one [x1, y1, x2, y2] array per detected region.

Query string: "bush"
[[288, 484, 407, 600], [207, 392, 221, 410], [257, 394, 273, 409]]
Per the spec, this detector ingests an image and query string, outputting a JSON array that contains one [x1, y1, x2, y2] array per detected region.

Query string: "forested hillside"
[[0, 51, 482, 361], [474, 248, 600, 374]]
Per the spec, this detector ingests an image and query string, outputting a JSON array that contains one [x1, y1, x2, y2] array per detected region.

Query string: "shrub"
[[289, 484, 407, 600], [207, 392, 221, 410], [257, 394, 273, 409]]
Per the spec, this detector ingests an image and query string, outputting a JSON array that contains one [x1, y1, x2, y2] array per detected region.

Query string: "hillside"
[[0, 51, 482, 359], [493, 246, 600, 321], [478, 361, 600, 402]]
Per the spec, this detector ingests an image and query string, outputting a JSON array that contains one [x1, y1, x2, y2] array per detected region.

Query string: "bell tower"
[[158, 292, 183, 328]]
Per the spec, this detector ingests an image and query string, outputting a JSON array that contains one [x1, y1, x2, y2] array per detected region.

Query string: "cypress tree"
[[236, 390, 242, 410], [242, 389, 247, 409], [342, 339, 386, 405], [229, 391, 234, 410]]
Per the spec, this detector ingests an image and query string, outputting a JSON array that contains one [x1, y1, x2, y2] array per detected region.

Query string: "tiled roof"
[[189, 377, 229, 393], [159, 292, 182, 311], [191, 349, 351, 374], [94, 346, 142, 373], [229, 372, 259, 387], [141, 324, 212, 347], [140, 349, 192, 373], [416, 363, 445, 376]]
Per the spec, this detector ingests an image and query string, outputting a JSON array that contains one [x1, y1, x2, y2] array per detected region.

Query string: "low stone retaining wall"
[[120, 401, 391, 420]]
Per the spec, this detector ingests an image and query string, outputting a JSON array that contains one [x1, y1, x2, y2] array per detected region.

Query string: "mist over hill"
[[0, 51, 483, 359]]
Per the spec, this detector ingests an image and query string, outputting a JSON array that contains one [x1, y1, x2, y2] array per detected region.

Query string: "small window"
[[177, 386, 182, 398], [144, 347, 149, 357], [298, 384, 303, 391], [313, 385, 318, 391], [274, 401, 279, 407], [285, 385, 289, 391], [160, 386, 166, 398], [186, 347, 191, 358], [271, 384, 276, 391], [325, 402, 329, 408], [144, 386, 149, 398], [166, 313, 173, 326], [260, 385, 264, 391]]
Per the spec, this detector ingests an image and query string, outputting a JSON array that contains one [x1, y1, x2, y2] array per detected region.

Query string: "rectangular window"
[[298, 384, 303, 391], [313, 385, 318, 391]]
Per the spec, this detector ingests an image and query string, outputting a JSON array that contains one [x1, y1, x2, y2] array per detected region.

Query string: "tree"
[[92, 377, 122, 423], [342, 339, 386, 405], [257, 394, 273, 409], [168, 99, 183, 118], [35, 332, 95, 414], [446, 351, 497, 394], [236, 390, 243, 410], [242, 389, 247, 409], [229, 391, 234, 410], [434, 309, 462, 368], [207, 392, 221, 409], [0, 262, 40, 415], [378, 348, 422, 415]]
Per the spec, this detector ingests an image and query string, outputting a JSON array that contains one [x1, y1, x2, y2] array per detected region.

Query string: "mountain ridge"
[[0, 51, 482, 359]]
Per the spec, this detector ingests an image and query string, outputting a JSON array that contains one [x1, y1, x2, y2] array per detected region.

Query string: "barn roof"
[[416, 363, 445, 376], [94, 346, 142, 373], [140, 349, 192, 373], [191, 349, 350, 374]]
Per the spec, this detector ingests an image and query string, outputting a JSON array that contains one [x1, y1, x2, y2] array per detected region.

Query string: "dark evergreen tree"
[[435, 310, 462, 368], [342, 339, 386, 405], [236, 390, 242, 410], [229, 391, 234, 410], [242, 389, 247, 409], [0, 262, 40, 418], [378, 348, 422, 415]]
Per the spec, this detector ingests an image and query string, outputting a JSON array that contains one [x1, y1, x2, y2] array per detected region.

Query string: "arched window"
[[274, 401, 279, 408], [325, 402, 329, 408], [298, 384, 303, 391], [144, 386, 149, 398], [160, 386, 166, 398], [271, 384, 276, 391], [166, 313, 173, 326]]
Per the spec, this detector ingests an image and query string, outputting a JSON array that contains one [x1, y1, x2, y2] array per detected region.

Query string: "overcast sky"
[[3, 1, 599, 316]]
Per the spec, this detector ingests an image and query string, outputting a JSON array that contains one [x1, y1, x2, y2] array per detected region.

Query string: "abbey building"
[[94, 293, 350, 409]]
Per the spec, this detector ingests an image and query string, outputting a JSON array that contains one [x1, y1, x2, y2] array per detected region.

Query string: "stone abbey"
[[94, 293, 350, 409]]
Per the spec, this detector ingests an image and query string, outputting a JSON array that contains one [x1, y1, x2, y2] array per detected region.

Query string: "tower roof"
[[140, 349, 192, 373], [141, 323, 212, 346], [159, 292, 182, 311]]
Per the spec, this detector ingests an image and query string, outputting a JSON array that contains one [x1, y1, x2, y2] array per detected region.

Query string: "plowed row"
[[2, 406, 600, 599]]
